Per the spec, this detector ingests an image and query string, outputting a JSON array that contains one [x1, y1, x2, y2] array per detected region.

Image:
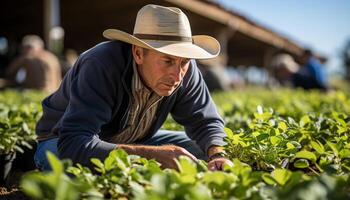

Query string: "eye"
[[163, 59, 173, 65]]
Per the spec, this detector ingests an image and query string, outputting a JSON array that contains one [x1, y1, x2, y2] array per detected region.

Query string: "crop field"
[[0, 88, 349, 199]]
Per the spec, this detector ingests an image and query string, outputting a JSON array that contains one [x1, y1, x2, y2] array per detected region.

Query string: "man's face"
[[132, 46, 191, 96]]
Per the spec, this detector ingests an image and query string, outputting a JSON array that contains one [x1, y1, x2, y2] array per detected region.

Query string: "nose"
[[169, 62, 183, 83]]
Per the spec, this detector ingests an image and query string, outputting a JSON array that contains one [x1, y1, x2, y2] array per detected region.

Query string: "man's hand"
[[207, 145, 233, 171], [151, 145, 198, 169], [116, 144, 198, 170], [208, 157, 233, 171]]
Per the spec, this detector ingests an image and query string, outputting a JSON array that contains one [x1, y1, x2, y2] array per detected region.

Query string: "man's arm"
[[57, 56, 118, 167], [116, 144, 198, 169], [172, 60, 233, 171], [171, 60, 226, 155], [170, 60, 233, 170]]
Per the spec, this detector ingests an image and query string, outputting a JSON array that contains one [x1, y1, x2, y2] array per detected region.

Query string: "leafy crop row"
[[6, 88, 350, 199]]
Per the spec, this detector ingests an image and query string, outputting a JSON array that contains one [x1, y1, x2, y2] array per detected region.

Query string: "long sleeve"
[[57, 56, 118, 166], [171, 60, 226, 154]]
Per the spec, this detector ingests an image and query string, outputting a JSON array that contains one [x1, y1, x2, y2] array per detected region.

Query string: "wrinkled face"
[[132, 45, 191, 96]]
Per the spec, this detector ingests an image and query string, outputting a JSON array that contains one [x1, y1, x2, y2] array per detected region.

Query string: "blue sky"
[[217, 0, 350, 75]]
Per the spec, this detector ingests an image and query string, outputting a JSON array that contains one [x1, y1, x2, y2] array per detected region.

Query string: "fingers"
[[208, 160, 222, 171], [208, 158, 234, 171], [208, 162, 218, 171], [156, 145, 199, 170], [182, 151, 199, 163], [174, 146, 199, 163]]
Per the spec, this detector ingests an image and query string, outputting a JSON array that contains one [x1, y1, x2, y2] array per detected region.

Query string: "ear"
[[132, 45, 143, 65]]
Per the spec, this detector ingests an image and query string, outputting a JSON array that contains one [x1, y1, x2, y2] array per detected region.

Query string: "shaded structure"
[[0, 0, 326, 69]]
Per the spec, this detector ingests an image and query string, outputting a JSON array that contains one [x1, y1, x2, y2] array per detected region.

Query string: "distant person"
[[6, 35, 62, 93], [271, 53, 328, 91], [299, 49, 329, 90]]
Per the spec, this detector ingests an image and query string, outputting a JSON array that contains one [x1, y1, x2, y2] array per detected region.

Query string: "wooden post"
[[44, 0, 60, 50]]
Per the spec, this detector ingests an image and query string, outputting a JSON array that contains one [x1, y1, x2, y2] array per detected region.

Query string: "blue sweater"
[[36, 41, 226, 166]]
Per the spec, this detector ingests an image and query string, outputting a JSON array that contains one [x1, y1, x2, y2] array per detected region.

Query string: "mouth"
[[165, 83, 175, 87], [162, 83, 177, 90]]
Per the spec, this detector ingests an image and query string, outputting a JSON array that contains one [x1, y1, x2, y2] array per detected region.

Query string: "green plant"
[[0, 90, 44, 154]]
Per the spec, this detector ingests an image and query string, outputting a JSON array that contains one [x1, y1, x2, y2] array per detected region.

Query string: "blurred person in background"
[[299, 49, 329, 90], [272, 53, 329, 91], [5, 35, 62, 93]]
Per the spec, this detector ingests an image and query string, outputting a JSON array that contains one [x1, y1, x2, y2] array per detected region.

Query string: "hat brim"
[[103, 29, 220, 59]]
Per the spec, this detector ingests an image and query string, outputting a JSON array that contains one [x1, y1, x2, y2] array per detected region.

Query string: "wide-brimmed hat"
[[103, 4, 220, 59]]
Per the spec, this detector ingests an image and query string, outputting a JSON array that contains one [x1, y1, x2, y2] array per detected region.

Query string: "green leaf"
[[299, 115, 311, 127], [339, 149, 350, 159], [230, 133, 244, 145], [224, 127, 234, 138], [262, 173, 276, 185], [91, 158, 105, 173], [252, 131, 260, 137], [287, 142, 295, 149], [289, 141, 302, 149], [22, 122, 30, 133], [203, 171, 232, 185], [272, 169, 292, 186], [310, 140, 325, 154], [177, 156, 197, 175], [177, 156, 197, 183], [294, 159, 309, 168], [294, 150, 317, 163], [257, 133, 269, 141], [254, 112, 272, 120], [326, 141, 339, 157], [47, 151, 63, 173], [20, 174, 44, 199], [278, 121, 288, 132], [104, 155, 115, 171], [270, 136, 282, 145], [150, 174, 166, 194]]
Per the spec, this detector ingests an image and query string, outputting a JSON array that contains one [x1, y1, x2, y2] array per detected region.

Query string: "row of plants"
[[0, 90, 44, 184], [20, 149, 350, 200], [18, 88, 350, 199], [213, 89, 350, 175]]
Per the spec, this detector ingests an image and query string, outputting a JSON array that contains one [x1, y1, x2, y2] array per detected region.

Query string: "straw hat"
[[103, 4, 220, 59]]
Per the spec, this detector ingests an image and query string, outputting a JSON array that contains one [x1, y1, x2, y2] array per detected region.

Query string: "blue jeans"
[[34, 130, 207, 171]]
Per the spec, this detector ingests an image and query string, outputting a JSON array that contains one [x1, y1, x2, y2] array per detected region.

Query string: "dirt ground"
[[0, 169, 31, 200], [1, 149, 37, 200], [0, 186, 29, 200]]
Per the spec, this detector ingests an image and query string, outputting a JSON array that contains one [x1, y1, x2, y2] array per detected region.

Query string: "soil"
[[0, 186, 29, 200], [0, 170, 31, 200]]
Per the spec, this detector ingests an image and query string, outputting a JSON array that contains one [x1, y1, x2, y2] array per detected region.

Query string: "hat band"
[[133, 34, 193, 43]]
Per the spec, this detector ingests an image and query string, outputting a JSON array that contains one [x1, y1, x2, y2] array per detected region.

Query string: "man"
[[299, 49, 329, 90], [271, 53, 329, 91], [5, 35, 62, 93], [271, 54, 300, 87], [34, 4, 232, 171]]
